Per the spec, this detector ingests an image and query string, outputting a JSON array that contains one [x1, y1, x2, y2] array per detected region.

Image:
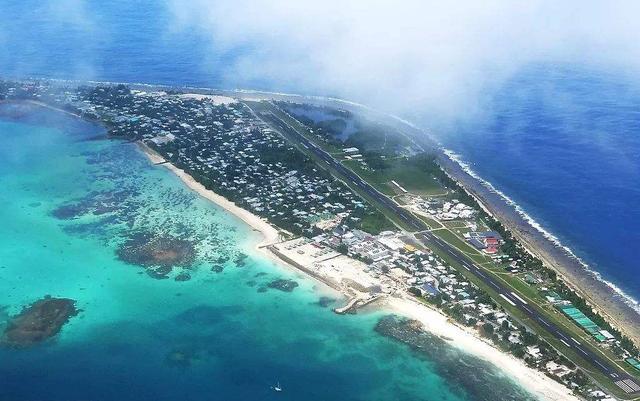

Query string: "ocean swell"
[[442, 149, 640, 315]]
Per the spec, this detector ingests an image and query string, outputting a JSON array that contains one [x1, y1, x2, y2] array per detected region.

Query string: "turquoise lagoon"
[[0, 105, 536, 401]]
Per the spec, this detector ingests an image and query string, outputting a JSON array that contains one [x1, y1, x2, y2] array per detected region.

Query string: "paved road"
[[249, 103, 640, 397]]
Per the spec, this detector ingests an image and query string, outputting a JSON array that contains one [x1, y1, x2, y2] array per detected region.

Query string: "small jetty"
[[334, 295, 384, 314], [334, 297, 360, 314]]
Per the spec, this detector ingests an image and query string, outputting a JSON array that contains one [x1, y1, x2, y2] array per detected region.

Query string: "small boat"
[[272, 381, 282, 392]]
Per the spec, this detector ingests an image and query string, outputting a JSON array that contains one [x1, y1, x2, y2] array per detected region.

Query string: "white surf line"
[[510, 292, 528, 305], [500, 293, 517, 306]]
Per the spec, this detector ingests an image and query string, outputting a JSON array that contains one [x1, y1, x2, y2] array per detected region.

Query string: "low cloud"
[[165, 0, 640, 124]]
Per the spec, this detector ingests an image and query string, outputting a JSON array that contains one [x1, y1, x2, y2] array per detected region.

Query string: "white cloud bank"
[[165, 0, 640, 123]]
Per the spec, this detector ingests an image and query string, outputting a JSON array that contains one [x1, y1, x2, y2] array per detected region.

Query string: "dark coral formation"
[[1, 297, 79, 347], [174, 272, 191, 282], [52, 189, 138, 220], [314, 296, 337, 308], [210, 264, 224, 273], [266, 279, 299, 292], [374, 315, 537, 401], [116, 232, 197, 279], [47, 145, 241, 282], [52, 203, 87, 220], [234, 252, 248, 267], [116, 232, 196, 279]]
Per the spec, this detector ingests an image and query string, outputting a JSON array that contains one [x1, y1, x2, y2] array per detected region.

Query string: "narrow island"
[[2, 79, 639, 400]]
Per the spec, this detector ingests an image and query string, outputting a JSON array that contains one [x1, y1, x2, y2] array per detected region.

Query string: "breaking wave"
[[443, 149, 640, 315]]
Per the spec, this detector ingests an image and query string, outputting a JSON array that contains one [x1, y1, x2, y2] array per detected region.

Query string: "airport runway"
[[249, 103, 640, 396]]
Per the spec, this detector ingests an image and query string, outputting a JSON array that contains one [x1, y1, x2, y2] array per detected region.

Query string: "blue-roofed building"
[[421, 282, 440, 296]]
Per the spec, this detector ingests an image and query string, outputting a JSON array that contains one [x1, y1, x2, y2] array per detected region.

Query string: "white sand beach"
[[385, 296, 581, 401], [137, 141, 581, 401], [137, 141, 279, 247]]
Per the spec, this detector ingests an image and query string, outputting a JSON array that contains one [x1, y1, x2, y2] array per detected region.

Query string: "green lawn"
[[416, 214, 443, 230], [359, 212, 397, 234], [342, 158, 447, 197]]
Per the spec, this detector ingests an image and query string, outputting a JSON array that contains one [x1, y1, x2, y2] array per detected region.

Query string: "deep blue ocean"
[[438, 67, 640, 304]]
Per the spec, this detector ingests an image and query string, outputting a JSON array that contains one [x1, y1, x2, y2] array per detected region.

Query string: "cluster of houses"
[[412, 198, 477, 221], [80, 87, 377, 236], [0, 81, 625, 399], [316, 224, 605, 394], [0, 82, 380, 237], [464, 230, 504, 254]]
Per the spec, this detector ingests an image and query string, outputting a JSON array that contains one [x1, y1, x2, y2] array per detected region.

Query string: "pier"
[[334, 295, 384, 314]]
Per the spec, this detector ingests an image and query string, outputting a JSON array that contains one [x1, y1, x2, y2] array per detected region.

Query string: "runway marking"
[[510, 292, 528, 305], [571, 337, 581, 345], [538, 318, 551, 328], [560, 339, 571, 347], [594, 360, 607, 371], [577, 347, 588, 356], [522, 305, 533, 313], [615, 380, 635, 394], [624, 379, 640, 392], [499, 293, 516, 306]]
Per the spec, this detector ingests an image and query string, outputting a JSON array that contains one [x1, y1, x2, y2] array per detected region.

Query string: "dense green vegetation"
[[356, 211, 397, 234], [278, 101, 412, 156], [344, 153, 447, 196]]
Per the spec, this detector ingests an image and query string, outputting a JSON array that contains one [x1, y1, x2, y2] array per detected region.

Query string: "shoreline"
[[14, 80, 640, 335], [384, 296, 581, 401], [136, 140, 581, 401], [437, 152, 640, 344], [3, 94, 629, 396], [187, 86, 640, 341], [136, 142, 348, 297], [135, 142, 279, 250]]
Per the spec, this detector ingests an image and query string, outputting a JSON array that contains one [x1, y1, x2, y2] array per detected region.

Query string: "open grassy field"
[[343, 158, 447, 197]]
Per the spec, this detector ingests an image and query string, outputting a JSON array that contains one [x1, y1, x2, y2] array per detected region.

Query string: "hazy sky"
[[165, 0, 640, 121], [2, 1, 640, 123]]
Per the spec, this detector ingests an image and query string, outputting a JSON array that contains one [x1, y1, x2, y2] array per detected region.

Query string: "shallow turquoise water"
[[0, 108, 536, 401]]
